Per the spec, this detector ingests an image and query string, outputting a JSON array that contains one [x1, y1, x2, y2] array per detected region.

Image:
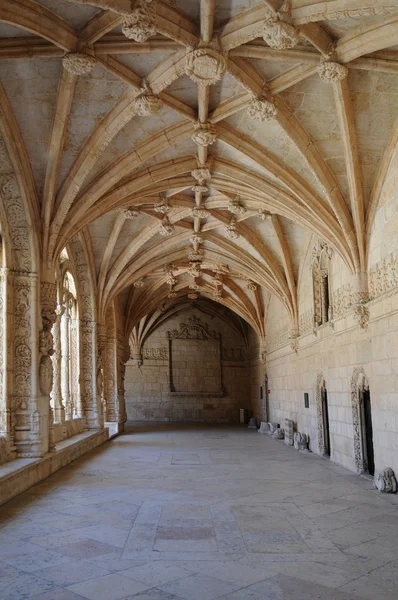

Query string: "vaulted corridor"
[[1, 424, 398, 600]]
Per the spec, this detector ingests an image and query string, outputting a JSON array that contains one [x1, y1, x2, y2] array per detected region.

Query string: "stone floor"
[[1, 424, 398, 600]]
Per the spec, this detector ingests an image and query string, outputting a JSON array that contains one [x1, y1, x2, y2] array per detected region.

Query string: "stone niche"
[[168, 315, 223, 395]]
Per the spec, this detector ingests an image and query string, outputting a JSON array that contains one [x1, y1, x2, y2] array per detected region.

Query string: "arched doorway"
[[351, 367, 374, 475], [316, 373, 331, 457]]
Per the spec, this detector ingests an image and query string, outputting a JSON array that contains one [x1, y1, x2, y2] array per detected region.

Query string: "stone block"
[[284, 419, 294, 446]]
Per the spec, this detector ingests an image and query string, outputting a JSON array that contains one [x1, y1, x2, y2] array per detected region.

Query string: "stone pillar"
[[70, 318, 80, 417], [51, 305, 65, 424], [0, 269, 16, 458], [80, 320, 103, 430], [39, 282, 58, 453], [61, 303, 72, 420], [116, 337, 129, 430], [13, 272, 44, 458]]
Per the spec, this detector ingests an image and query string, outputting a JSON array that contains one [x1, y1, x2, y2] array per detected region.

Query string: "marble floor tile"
[[67, 572, 151, 600], [2, 424, 398, 600]]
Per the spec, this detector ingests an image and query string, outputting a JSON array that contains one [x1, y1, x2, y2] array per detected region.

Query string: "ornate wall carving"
[[167, 315, 219, 340], [221, 347, 246, 361], [298, 309, 314, 336], [266, 324, 289, 354], [351, 366, 369, 474], [315, 372, 326, 456], [142, 347, 168, 360], [369, 251, 398, 300]]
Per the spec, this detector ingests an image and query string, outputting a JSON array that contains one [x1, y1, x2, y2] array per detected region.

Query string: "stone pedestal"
[[284, 419, 294, 446]]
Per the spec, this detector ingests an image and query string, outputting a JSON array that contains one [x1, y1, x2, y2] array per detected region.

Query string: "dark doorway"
[[362, 389, 375, 476], [264, 377, 269, 422], [321, 386, 331, 457]]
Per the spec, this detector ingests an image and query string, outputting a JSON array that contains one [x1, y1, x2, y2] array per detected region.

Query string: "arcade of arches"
[[0, 0, 398, 511]]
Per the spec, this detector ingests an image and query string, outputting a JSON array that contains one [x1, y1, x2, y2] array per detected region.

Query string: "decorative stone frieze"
[[191, 123, 217, 146], [225, 218, 239, 240], [122, 0, 156, 42], [132, 83, 163, 116], [190, 206, 210, 219], [317, 60, 348, 83], [303, 5, 397, 22], [332, 284, 353, 319], [376, 468, 397, 493], [266, 324, 289, 353], [222, 347, 245, 361], [159, 216, 174, 236], [247, 96, 277, 122], [62, 52, 96, 76], [142, 347, 168, 360], [228, 197, 246, 215], [262, 15, 299, 49], [185, 48, 226, 86], [369, 252, 398, 300], [191, 167, 211, 183], [299, 309, 315, 336]]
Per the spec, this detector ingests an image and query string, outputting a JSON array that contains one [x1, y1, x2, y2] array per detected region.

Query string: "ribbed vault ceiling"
[[0, 0, 397, 336]]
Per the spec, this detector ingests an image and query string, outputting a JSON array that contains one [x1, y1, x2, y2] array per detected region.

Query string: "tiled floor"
[[1, 423, 398, 600]]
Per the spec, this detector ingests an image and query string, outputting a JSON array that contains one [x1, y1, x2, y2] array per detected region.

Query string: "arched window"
[[60, 270, 81, 420], [312, 240, 333, 326]]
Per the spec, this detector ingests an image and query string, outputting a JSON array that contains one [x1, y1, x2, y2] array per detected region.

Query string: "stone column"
[[39, 282, 58, 453], [80, 320, 103, 430], [51, 305, 65, 424], [61, 302, 72, 420], [116, 337, 129, 430], [70, 317, 80, 417], [0, 269, 16, 458]]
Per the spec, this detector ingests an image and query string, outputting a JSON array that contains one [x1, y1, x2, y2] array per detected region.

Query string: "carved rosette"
[[185, 48, 226, 86], [247, 97, 277, 122], [122, 0, 156, 42], [190, 206, 210, 219], [317, 60, 348, 83], [191, 123, 217, 146], [159, 216, 174, 236], [228, 197, 246, 215], [62, 52, 96, 76], [191, 167, 211, 183]]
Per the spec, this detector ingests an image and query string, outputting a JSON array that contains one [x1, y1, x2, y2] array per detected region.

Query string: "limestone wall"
[[125, 309, 251, 423]]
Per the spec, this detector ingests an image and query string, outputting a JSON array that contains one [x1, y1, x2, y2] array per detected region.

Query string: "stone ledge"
[[0, 429, 108, 507]]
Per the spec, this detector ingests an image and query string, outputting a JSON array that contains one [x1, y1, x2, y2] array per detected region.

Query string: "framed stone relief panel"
[[167, 315, 223, 396]]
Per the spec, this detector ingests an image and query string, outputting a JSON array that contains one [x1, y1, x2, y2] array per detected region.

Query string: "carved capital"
[[62, 52, 96, 75], [353, 303, 370, 330], [124, 207, 140, 219], [185, 48, 226, 86]]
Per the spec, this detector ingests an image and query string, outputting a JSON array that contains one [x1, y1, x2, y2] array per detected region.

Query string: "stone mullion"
[[61, 307, 72, 420], [51, 306, 65, 424]]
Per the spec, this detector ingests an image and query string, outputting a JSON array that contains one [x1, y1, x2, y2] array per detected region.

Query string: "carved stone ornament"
[[190, 233, 204, 246], [272, 427, 284, 440], [213, 263, 230, 274], [188, 263, 201, 278], [228, 197, 247, 215], [222, 347, 245, 361], [213, 291, 223, 301], [257, 209, 270, 220], [159, 216, 174, 236], [167, 315, 218, 340], [191, 122, 217, 146], [133, 278, 145, 288], [353, 303, 370, 330], [132, 85, 163, 116], [185, 48, 226, 86], [225, 218, 240, 240], [188, 291, 199, 300], [189, 280, 200, 291], [191, 167, 211, 183], [188, 249, 204, 262], [192, 185, 208, 194], [154, 200, 172, 214], [190, 206, 210, 219], [262, 16, 299, 50], [294, 432, 310, 452], [246, 280, 257, 291], [39, 354, 53, 396], [247, 96, 277, 122], [142, 347, 168, 360], [167, 291, 177, 299], [124, 207, 140, 219], [376, 468, 397, 493], [122, 0, 156, 42], [317, 60, 349, 83], [62, 52, 96, 75]]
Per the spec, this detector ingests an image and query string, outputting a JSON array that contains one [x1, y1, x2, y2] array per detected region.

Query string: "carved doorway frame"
[[351, 366, 371, 474], [316, 372, 330, 456]]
